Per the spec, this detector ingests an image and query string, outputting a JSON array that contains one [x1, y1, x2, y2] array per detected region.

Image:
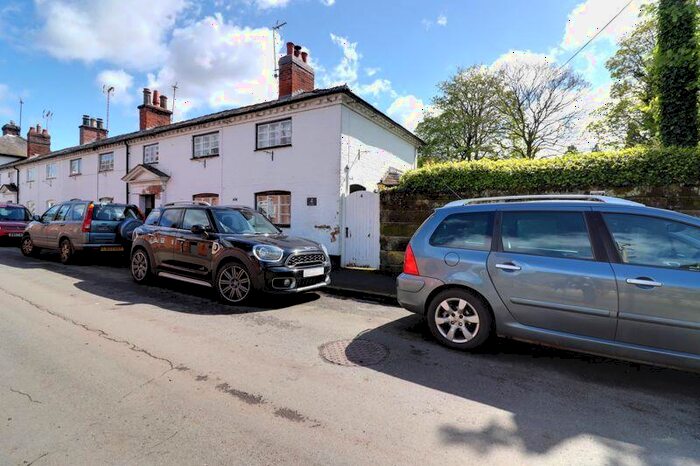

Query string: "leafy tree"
[[587, 11, 659, 148], [656, 0, 699, 147], [416, 66, 505, 162], [496, 62, 588, 158]]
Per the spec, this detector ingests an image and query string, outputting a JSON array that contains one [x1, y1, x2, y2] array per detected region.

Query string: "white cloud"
[[356, 79, 396, 98], [491, 49, 553, 70], [253, 0, 290, 9], [34, 0, 188, 71], [96, 69, 134, 105], [147, 14, 277, 119], [436, 15, 448, 26], [365, 67, 380, 77], [387, 95, 425, 131], [329, 34, 360, 84], [422, 13, 448, 30], [321, 0, 335, 5]]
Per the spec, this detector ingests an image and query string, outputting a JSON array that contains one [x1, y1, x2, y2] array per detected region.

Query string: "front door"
[[171, 208, 215, 278], [343, 190, 380, 269], [141, 194, 156, 217], [487, 210, 619, 340], [602, 213, 700, 355]]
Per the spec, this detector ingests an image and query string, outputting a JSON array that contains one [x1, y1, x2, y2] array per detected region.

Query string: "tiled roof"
[[0, 86, 423, 170], [0, 135, 27, 158]]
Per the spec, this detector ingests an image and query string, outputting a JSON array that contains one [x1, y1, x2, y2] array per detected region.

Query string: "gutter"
[[124, 141, 130, 203], [14, 167, 19, 204]]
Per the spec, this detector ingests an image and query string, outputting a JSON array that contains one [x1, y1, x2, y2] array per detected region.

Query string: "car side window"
[[68, 203, 87, 221], [158, 209, 183, 228], [501, 211, 594, 260], [55, 204, 71, 222], [144, 209, 161, 226], [182, 209, 212, 230], [603, 213, 700, 271], [429, 212, 493, 251], [40, 205, 60, 223]]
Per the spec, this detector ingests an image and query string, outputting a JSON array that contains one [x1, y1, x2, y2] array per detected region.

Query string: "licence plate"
[[302, 267, 325, 278], [100, 246, 124, 252], [8, 233, 22, 238]]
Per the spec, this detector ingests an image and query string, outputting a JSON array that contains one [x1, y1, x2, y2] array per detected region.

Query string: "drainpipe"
[[124, 141, 130, 204], [14, 167, 20, 204]]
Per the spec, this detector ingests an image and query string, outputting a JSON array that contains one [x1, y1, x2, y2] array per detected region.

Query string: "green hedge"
[[397, 147, 700, 194]]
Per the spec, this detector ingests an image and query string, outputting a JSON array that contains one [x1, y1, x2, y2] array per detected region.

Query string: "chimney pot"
[[143, 88, 152, 105], [29, 126, 36, 134], [301, 51, 308, 63], [294, 45, 301, 57], [90, 118, 96, 128], [152, 90, 160, 106], [82, 115, 90, 126], [286, 42, 295, 55], [42, 129, 48, 136], [36, 124, 41, 132], [96, 118, 103, 129]]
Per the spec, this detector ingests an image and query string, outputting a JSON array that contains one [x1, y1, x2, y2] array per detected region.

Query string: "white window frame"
[[143, 143, 159, 164], [256, 119, 292, 150], [46, 163, 57, 180], [26, 167, 36, 182], [193, 132, 219, 158], [70, 158, 82, 176], [99, 152, 114, 172], [255, 191, 291, 227]]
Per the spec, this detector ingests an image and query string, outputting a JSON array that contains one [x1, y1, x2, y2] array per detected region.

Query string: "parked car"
[[397, 194, 700, 371], [130, 202, 331, 304], [0, 204, 33, 245], [21, 200, 143, 264]]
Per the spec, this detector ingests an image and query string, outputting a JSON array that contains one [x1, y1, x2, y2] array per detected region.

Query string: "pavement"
[[0, 246, 699, 466]]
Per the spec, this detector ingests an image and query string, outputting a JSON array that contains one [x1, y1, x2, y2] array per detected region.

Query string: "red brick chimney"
[[278, 42, 315, 99], [138, 88, 172, 130], [27, 124, 51, 158], [2, 121, 20, 136], [79, 115, 109, 145]]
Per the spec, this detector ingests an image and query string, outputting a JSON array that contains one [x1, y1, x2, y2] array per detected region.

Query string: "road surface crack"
[[9, 388, 42, 404], [1, 287, 174, 370]]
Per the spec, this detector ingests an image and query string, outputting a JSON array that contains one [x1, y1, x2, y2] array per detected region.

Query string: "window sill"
[[69, 174, 82, 177], [191, 154, 220, 160], [98, 170, 114, 173], [255, 144, 292, 152]]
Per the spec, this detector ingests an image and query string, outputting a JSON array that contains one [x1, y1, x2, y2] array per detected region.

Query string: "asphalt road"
[[0, 247, 698, 466]]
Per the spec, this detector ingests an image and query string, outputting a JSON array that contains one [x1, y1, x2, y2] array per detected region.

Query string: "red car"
[[0, 204, 33, 244]]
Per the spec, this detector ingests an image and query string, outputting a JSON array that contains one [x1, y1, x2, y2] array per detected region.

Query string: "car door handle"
[[626, 278, 662, 288], [495, 263, 521, 271]]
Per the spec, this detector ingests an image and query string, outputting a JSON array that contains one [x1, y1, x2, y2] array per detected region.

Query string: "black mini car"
[[129, 202, 331, 304]]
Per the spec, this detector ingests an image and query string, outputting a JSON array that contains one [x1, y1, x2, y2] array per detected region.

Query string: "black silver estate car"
[[397, 195, 700, 371], [130, 202, 331, 304]]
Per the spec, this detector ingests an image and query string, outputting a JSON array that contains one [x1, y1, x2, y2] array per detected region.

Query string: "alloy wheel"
[[434, 298, 480, 343], [131, 251, 149, 282], [60, 240, 72, 263], [218, 264, 251, 303], [21, 237, 33, 256]]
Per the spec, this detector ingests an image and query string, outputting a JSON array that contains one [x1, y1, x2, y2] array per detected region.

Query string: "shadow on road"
[[356, 314, 700, 465], [0, 246, 320, 315]]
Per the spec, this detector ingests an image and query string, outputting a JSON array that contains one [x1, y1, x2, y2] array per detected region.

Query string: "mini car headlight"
[[253, 244, 284, 262]]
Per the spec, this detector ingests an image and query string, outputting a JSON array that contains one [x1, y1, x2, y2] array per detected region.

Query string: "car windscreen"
[[0, 206, 30, 221], [92, 204, 140, 222], [212, 209, 280, 235]]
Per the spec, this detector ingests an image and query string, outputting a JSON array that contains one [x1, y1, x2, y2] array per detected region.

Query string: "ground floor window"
[[255, 191, 291, 227], [193, 193, 219, 206]]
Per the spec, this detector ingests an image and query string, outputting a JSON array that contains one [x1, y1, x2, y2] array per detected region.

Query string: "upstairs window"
[[144, 144, 159, 164], [99, 152, 114, 172], [255, 191, 291, 227], [46, 163, 57, 180], [193, 133, 219, 158], [193, 193, 219, 206], [70, 158, 82, 176], [256, 119, 292, 149], [26, 168, 36, 182]]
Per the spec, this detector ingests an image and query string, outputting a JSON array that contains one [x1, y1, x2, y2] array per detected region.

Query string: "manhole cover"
[[319, 339, 389, 367]]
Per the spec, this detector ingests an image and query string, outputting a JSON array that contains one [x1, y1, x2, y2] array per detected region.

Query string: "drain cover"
[[319, 339, 389, 367]]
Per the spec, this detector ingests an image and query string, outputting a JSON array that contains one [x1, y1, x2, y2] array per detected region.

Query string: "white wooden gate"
[[342, 190, 380, 269]]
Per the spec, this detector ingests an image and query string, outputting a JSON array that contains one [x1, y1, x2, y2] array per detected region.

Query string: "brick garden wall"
[[380, 186, 700, 274]]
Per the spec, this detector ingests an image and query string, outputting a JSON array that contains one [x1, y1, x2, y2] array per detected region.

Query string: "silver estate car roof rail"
[[443, 194, 645, 208], [163, 201, 211, 207]]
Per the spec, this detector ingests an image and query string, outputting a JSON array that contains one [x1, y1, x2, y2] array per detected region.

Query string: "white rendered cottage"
[[0, 42, 422, 268]]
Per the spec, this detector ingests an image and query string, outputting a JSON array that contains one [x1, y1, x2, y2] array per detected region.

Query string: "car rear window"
[[0, 206, 30, 221], [430, 212, 493, 251], [501, 211, 594, 260], [92, 204, 139, 221]]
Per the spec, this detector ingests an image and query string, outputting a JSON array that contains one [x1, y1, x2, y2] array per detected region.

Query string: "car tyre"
[[59, 238, 75, 265], [130, 248, 153, 284], [215, 262, 254, 305], [426, 289, 493, 350], [20, 235, 41, 257]]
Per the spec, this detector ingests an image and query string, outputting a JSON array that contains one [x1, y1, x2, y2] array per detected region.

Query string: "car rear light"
[[403, 244, 420, 276], [82, 203, 94, 232]]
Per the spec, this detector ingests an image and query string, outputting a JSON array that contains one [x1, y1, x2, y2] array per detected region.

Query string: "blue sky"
[[0, 0, 648, 150]]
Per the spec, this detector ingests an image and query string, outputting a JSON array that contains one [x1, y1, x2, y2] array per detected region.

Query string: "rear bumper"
[[76, 243, 126, 252], [262, 264, 331, 294], [396, 273, 445, 315], [0, 231, 24, 241]]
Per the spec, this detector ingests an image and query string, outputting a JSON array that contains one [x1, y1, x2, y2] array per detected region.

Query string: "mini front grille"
[[286, 252, 326, 267]]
